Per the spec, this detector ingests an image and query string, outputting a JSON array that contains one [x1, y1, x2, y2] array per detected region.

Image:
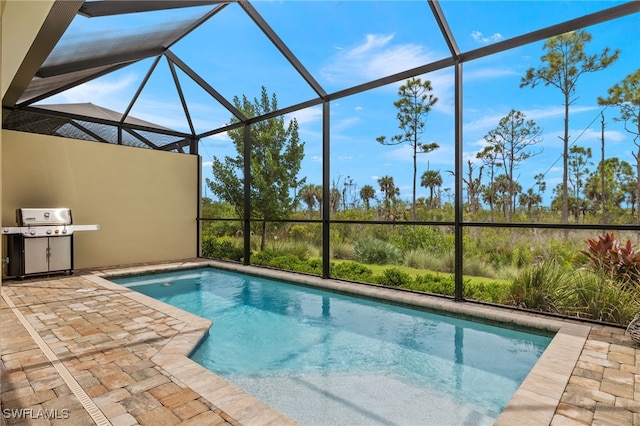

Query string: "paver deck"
[[1, 259, 638, 425]]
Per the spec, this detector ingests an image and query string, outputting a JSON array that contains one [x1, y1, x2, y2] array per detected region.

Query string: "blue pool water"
[[113, 267, 552, 425]]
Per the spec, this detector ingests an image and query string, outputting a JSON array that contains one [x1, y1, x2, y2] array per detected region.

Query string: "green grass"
[[329, 258, 510, 287]]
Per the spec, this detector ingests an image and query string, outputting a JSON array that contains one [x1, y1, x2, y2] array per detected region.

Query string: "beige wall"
[[2, 130, 198, 273], [2, 0, 59, 282]]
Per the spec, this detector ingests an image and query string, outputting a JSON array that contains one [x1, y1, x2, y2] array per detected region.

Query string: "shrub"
[[507, 261, 566, 312], [250, 251, 322, 275], [403, 249, 463, 274], [353, 238, 402, 265], [330, 262, 374, 282], [410, 273, 456, 295], [533, 238, 576, 267], [577, 232, 640, 291], [250, 250, 277, 265], [390, 225, 453, 254], [464, 281, 509, 304], [462, 257, 496, 279], [202, 236, 243, 261], [289, 224, 322, 245], [555, 270, 640, 325], [440, 250, 456, 273], [268, 254, 315, 274], [510, 246, 532, 268], [331, 241, 354, 260], [375, 268, 413, 287], [283, 242, 312, 261], [404, 249, 446, 271]]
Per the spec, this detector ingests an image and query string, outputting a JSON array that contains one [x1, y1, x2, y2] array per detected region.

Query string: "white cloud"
[[465, 112, 507, 133], [355, 106, 363, 111], [321, 33, 439, 85], [525, 106, 598, 121], [204, 132, 232, 142], [334, 117, 360, 131], [285, 106, 322, 126], [542, 127, 626, 148], [465, 106, 599, 133], [42, 73, 138, 111], [471, 31, 503, 44]]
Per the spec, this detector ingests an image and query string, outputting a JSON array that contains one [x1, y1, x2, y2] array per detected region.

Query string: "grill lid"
[[17, 208, 72, 226]]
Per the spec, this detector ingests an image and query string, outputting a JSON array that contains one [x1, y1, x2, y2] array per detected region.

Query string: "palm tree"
[[494, 174, 520, 220], [378, 176, 399, 220], [519, 188, 542, 214], [299, 183, 318, 219], [477, 145, 503, 222], [359, 185, 376, 210], [378, 176, 397, 201], [329, 186, 341, 213], [313, 184, 323, 215], [420, 169, 442, 208]]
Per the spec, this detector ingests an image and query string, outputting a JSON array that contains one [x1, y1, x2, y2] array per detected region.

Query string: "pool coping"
[[84, 262, 297, 426], [87, 258, 594, 425]]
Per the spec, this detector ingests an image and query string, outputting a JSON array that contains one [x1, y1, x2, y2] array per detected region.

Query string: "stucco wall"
[[2, 130, 198, 273]]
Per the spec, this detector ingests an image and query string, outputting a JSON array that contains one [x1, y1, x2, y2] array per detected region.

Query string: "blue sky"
[[43, 1, 640, 208]]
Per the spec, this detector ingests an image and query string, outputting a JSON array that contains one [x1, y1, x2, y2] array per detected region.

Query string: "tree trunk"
[[601, 112, 606, 229], [636, 150, 640, 225], [412, 141, 417, 221], [636, 148, 640, 243], [260, 220, 267, 251], [562, 95, 570, 226]]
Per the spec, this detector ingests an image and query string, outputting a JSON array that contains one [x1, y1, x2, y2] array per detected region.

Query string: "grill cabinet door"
[[24, 238, 49, 274], [48, 236, 71, 272]]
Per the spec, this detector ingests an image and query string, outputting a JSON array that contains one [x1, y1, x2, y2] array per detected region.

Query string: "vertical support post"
[[197, 153, 202, 258], [322, 101, 330, 278], [454, 61, 464, 302], [243, 124, 251, 265], [190, 137, 198, 156]]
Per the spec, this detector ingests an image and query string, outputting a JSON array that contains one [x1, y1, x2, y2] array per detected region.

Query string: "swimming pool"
[[113, 267, 552, 425]]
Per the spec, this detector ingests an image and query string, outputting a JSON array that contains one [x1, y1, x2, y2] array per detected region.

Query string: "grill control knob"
[[62, 229, 68, 234], [29, 230, 36, 236], [46, 230, 52, 235]]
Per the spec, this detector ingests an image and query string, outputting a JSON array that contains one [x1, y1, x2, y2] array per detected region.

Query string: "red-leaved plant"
[[579, 233, 640, 291]]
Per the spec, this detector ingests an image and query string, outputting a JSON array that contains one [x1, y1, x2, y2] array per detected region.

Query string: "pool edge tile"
[[88, 268, 302, 426], [495, 323, 590, 425]]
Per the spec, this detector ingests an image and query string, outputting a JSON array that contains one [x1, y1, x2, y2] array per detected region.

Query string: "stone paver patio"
[[1, 259, 638, 425]]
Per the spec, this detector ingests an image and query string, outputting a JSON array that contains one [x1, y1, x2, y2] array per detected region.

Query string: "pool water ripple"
[[114, 267, 551, 425]]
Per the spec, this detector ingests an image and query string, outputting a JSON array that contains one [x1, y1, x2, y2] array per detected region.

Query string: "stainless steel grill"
[[2, 208, 100, 279]]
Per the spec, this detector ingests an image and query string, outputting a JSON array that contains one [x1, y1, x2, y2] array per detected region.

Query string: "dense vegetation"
[[201, 207, 640, 325], [202, 34, 640, 326]]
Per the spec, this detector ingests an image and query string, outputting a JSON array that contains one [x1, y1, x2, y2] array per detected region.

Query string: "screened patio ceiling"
[[2, 0, 638, 154]]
